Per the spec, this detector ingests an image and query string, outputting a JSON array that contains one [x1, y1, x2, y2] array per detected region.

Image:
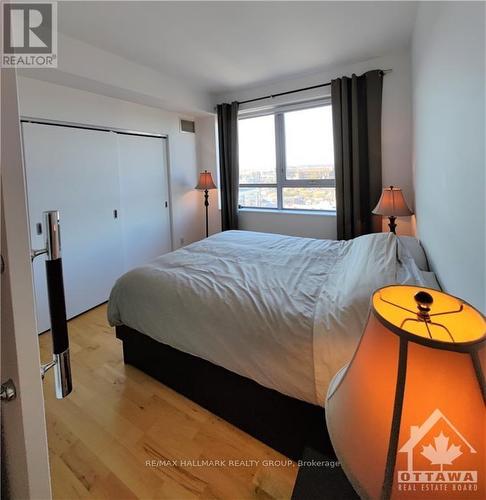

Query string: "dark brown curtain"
[[217, 101, 239, 231], [331, 70, 383, 240]]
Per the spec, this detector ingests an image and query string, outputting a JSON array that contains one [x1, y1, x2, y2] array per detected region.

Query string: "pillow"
[[397, 251, 426, 286], [396, 237, 441, 290], [398, 236, 429, 271], [420, 271, 442, 291]]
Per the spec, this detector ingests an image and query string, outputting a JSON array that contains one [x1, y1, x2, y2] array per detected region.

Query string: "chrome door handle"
[[1, 379, 16, 402], [33, 211, 72, 399]]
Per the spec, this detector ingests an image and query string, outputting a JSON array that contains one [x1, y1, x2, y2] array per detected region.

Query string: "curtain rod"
[[237, 69, 392, 106]]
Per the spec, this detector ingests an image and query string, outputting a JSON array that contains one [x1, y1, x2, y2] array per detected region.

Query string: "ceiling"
[[58, 1, 418, 95]]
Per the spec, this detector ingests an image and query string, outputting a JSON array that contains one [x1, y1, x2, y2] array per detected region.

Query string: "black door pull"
[[33, 211, 72, 399]]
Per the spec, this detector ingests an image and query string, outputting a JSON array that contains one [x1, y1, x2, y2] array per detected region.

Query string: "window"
[[238, 102, 335, 212]]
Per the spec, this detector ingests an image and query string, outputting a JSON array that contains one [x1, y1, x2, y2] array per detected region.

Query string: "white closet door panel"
[[117, 134, 171, 271], [22, 123, 123, 333]]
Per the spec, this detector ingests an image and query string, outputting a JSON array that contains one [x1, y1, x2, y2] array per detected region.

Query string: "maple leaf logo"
[[421, 432, 463, 471]]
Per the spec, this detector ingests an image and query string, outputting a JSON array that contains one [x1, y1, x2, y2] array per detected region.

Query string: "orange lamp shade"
[[195, 170, 217, 190], [326, 285, 485, 500], [373, 186, 413, 216]]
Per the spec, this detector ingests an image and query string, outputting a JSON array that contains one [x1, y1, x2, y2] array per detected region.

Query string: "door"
[[1, 69, 51, 499], [22, 124, 123, 333], [117, 134, 172, 271]]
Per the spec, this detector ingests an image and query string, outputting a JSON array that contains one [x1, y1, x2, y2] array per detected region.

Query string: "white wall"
[[19, 34, 212, 114], [412, 2, 485, 312], [237, 210, 336, 240], [212, 49, 415, 239], [17, 77, 206, 248]]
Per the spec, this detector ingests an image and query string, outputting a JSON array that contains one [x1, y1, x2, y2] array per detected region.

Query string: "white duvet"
[[108, 230, 417, 406]]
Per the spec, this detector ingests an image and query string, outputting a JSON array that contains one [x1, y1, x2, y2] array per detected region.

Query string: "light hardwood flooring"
[[39, 305, 298, 500]]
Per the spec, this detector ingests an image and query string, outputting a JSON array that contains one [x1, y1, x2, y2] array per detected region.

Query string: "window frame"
[[238, 98, 336, 213]]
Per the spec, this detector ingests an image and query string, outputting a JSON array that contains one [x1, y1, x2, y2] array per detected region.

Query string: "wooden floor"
[[39, 305, 298, 500]]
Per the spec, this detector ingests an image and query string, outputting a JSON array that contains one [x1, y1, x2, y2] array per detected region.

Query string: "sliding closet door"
[[22, 123, 123, 333], [117, 134, 172, 271]]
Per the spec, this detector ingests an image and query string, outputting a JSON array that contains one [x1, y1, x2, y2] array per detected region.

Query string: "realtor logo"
[[2, 2, 57, 67], [397, 409, 479, 495]]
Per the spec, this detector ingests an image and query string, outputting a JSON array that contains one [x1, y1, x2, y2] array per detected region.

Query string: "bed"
[[108, 230, 434, 459]]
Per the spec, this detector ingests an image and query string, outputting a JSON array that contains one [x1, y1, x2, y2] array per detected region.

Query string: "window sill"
[[238, 208, 336, 217]]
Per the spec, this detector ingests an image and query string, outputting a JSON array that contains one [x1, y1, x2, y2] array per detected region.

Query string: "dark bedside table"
[[291, 447, 359, 500]]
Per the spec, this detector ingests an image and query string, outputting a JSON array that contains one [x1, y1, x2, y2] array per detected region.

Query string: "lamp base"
[[204, 189, 209, 238], [387, 216, 397, 234]]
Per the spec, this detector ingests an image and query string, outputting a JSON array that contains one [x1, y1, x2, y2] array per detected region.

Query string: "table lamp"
[[326, 285, 485, 499], [372, 186, 413, 233], [195, 170, 217, 238]]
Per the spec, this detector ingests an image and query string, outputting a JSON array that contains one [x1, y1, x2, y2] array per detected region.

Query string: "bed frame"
[[116, 325, 335, 461]]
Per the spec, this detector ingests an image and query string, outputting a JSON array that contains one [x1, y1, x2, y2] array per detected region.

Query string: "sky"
[[238, 105, 334, 174]]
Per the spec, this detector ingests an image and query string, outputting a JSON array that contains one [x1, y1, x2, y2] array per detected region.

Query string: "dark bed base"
[[116, 325, 335, 462]]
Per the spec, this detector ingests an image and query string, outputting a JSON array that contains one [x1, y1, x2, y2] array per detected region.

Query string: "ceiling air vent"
[[180, 119, 195, 134]]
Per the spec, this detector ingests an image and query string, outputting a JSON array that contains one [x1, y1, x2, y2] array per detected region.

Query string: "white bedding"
[[108, 230, 425, 406]]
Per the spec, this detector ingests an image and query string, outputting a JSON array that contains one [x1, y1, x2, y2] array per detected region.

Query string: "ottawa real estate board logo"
[[396, 409, 481, 496], [2, 2, 57, 67]]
